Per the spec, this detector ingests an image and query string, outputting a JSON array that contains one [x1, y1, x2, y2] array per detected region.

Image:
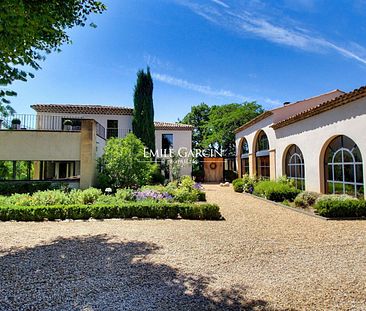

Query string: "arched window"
[[255, 131, 270, 179], [285, 145, 305, 190], [324, 135, 363, 197], [240, 138, 249, 175]]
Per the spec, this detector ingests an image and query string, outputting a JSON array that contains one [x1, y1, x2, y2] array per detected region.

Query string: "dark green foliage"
[[181, 103, 211, 150], [150, 164, 165, 185], [254, 180, 300, 202], [314, 197, 366, 218], [132, 67, 155, 153], [232, 178, 244, 193], [203, 102, 264, 156], [98, 134, 155, 189], [0, 202, 222, 221], [0, 0, 106, 104], [224, 170, 238, 182], [294, 191, 321, 208], [0, 181, 52, 196]]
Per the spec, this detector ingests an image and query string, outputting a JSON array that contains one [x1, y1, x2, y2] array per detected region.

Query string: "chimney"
[[283, 101, 291, 106]]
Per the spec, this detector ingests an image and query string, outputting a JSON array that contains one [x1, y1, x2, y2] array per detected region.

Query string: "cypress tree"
[[132, 67, 156, 153]]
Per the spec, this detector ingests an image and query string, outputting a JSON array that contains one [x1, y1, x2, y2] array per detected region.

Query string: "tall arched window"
[[256, 131, 270, 179], [240, 138, 249, 175], [285, 145, 305, 190], [324, 135, 363, 197]]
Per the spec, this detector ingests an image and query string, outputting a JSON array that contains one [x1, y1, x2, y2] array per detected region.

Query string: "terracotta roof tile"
[[31, 104, 133, 115], [154, 121, 193, 130], [234, 111, 273, 134], [272, 86, 366, 129]]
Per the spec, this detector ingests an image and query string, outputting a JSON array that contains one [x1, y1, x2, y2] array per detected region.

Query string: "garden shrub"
[[294, 191, 321, 208], [31, 190, 70, 206], [314, 195, 366, 218], [254, 180, 300, 202], [232, 178, 244, 193], [0, 181, 52, 196], [115, 188, 135, 201], [242, 174, 257, 193], [79, 188, 102, 204], [0, 202, 222, 221]]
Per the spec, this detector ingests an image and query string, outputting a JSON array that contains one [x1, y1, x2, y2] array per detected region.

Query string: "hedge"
[[232, 178, 244, 193], [0, 181, 53, 196], [254, 180, 300, 202], [314, 197, 366, 218], [0, 202, 222, 221]]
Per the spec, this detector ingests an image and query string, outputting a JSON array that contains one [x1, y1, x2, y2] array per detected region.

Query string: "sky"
[[9, 0, 366, 122]]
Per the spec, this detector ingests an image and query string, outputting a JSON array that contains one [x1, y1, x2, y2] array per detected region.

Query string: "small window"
[[162, 134, 173, 153], [107, 120, 118, 139]]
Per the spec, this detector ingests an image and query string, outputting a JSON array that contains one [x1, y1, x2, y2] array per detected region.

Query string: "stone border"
[[242, 192, 366, 221], [241, 192, 329, 220]]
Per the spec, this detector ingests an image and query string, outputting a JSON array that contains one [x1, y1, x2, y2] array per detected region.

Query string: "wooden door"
[[204, 157, 224, 182]]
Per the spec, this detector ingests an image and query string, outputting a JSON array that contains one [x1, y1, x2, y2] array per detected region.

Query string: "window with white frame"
[[324, 135, 363, 197], [285, 145, 305, 190]]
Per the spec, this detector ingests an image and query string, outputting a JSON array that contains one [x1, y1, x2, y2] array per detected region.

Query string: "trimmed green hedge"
[[0, 182, 53, 196], [0, 202, 222, 221], [314, 196, 366, 218], [232, 178, 244, 193], [254, 180, 300, 202]]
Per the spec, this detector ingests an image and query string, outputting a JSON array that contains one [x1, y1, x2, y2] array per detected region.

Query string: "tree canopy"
[[180, 103, 210, 150], [0, 0, 106, 105], [181, 102, 264, 157], [132, 67, 155, 153]]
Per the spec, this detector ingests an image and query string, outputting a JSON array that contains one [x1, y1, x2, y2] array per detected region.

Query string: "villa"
[[0, 104, 193, 188], [235, 85, 366, 198]]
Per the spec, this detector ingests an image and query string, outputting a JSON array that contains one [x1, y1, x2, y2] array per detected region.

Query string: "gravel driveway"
[[0, 184, 365, 310]]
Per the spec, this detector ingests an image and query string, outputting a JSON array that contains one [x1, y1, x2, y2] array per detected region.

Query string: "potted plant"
[[11, 118, 21, 130], [63, 119, 73, 131]]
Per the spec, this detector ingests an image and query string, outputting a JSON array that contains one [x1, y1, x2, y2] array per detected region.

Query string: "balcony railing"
[[106, 128, 132, 139], [0, 114, 131, 140]]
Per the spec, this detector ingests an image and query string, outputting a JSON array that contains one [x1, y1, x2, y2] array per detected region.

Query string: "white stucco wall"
[[274, 96, 366, 193], [154, 129, 192, 176], [36, 112, 133, 134], [235, 96, 366, 194]]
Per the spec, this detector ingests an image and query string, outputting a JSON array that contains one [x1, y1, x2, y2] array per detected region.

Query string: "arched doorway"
[[255, 131, 270, 179], [324, 135, 364, 197], [284, 144, 305, 190], [240, 138, 250, 176]]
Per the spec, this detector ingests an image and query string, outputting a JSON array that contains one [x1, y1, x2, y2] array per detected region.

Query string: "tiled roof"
[[234, 89, 344, 134], [31, 104, 133, 115], [272, 86, 366, 129], [234, 111, 273, 134], [154, 121, 194, 130]]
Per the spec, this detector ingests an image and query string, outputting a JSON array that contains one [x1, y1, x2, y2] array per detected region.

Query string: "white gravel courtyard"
[[0, 184, 365, 310]]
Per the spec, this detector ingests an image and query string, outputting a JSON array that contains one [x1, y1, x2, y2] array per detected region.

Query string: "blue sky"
[[10, 0, 366, 122]]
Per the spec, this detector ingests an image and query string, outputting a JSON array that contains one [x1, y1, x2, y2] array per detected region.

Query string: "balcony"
[[0, 114, 133, 141]]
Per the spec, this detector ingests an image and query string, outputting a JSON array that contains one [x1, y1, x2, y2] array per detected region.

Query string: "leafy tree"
[[203, 102, 264, 156], [180, 103, 211, 150], [0, 103, 16, 117], [132, 67, 155, 153], [0, 0, 106, 105], [98, 133, 155, 189]]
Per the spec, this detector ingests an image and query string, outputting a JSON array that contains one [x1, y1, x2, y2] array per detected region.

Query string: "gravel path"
[[0, 184, 366, 310]]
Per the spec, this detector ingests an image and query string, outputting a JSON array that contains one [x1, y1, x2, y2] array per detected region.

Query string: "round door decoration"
[[209, 162, 217, 170]]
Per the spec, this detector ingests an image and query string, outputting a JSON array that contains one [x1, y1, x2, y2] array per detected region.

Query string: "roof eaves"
[[234, 111, 273, 134]]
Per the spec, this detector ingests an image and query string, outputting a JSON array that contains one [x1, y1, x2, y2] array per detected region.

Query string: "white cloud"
[[211, 0, 230, 9], [176, 0, 366, 65], [153, 72, 281, 107]]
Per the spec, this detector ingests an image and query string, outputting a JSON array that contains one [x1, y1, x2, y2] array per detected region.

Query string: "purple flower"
[[193, 182, 203, 190]]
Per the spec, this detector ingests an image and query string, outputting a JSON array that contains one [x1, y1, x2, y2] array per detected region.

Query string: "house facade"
[[235, 86, 366, 198], [0, 104, 193, 188]]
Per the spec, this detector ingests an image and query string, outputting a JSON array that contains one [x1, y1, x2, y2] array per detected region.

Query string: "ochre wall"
[[0, 130, 81, 161]]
